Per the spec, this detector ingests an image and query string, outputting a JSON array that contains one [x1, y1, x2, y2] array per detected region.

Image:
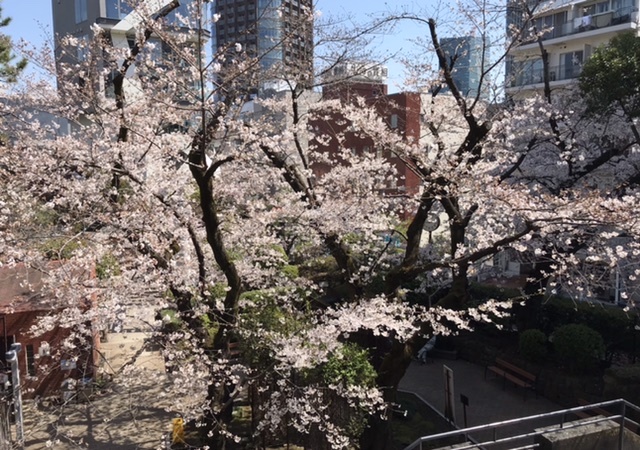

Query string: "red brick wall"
[[311, 86, 422, 198], [1, 311, 96, 398]]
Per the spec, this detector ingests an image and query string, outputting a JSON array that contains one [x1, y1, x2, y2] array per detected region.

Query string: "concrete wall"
[[535, 417, 640, 450]]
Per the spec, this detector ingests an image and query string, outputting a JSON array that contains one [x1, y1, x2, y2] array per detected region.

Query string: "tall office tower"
[[439, 36, 487, 99], [210, 0, 314, 92], [505, 0, 638, 99]]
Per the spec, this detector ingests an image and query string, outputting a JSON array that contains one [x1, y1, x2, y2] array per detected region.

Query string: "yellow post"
[[172, 417, 185, 445]]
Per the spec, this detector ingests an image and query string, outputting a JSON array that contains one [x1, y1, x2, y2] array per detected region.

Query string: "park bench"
[[484, 357, 537, 400], [226, 341, 242, 360]]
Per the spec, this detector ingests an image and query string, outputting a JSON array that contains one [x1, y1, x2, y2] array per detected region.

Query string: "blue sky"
[[2, 0, 429, 90]]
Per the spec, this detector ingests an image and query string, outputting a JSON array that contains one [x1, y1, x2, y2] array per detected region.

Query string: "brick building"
[[0, 263, 99, 398], [312, 65, 422, 198]]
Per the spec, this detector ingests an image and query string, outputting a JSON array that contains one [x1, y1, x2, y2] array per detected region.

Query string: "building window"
[[77, 35, 89, 62], [390, 114, 398, 129], [582, 4, 596, 16], [560, 50, 583, 79], [25, 344, 36, 377], [75, 0, 88, 23], [106, 0, 133, 20], [596, 1, 610, 13]]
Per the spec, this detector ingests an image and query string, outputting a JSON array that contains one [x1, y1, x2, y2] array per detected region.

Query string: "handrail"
[[523, 6, 637, 42], [404, 398, 640, 450]]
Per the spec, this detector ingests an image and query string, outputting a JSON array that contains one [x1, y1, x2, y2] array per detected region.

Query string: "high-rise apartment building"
[[440, 36, 487, 99], [210, 0, 314, 90], [506, 0, 638, 97]]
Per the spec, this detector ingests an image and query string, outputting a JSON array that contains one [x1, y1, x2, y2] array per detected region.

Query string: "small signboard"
[[443, 365, 455, 425]]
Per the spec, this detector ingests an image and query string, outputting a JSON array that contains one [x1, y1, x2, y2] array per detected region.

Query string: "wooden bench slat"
[[504, 372, 531, 389], [485, 357, 537, 400], [495, 358, 536, 382], [487, 366, 506, 377]]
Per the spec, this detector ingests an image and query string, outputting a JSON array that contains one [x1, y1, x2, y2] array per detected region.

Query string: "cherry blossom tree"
[[2, 0, 640, 449]]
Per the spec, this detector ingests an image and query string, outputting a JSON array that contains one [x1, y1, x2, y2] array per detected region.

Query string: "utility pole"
[[6, 343, 23, 449]]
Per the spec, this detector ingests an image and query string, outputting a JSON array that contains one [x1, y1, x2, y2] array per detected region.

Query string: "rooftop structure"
[[322, 61, 389, 102], [505, 0, 639, 97]]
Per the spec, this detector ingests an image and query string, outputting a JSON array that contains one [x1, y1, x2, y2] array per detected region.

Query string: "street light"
[[6, 343, 23, 449]]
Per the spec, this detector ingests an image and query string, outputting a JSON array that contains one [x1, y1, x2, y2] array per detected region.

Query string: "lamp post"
[[6, 343, 23, 449]]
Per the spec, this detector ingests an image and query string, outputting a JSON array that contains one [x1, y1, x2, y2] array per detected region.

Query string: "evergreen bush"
[[552, 324, 605, 373], [519, 329, 547, 363]]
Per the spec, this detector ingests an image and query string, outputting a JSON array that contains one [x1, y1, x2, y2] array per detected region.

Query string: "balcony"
[[522, 6, 637, 44], [508, 63, 583, 88]]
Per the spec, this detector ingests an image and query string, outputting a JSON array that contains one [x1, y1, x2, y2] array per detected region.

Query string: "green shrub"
[[40, 237, 84, 260], [159, 309, 182, 332], [96, 253, 121, 280], [552, 324, 605, 373], [322, 343, 377, 388], [519, 329, 547, 363], [539, 297, 636, 352], [281, 264, 299, 279], [34, 206, 59, 226], [469, 283, 521, 302], [604, 364, 640, 406], [208, 283, 227, 300], [298, 255, 338, 276]]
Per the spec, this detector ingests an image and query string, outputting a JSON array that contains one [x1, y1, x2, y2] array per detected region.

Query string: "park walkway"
[[23, 332, 172, 449], [20, 337, 567, 449], [399, 358, 563, 448]]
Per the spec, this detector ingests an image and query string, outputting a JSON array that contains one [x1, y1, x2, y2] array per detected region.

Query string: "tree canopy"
[[579, 32, 640, 118], [0, 3, 26, 82], [1, 1, 640, 449]]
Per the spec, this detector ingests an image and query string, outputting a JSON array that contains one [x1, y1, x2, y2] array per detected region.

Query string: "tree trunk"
[[360, 339, 415, 450]]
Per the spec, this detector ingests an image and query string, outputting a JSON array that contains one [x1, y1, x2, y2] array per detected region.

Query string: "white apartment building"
[[506, 0, 638, 97], [52, 0, 206, 98]]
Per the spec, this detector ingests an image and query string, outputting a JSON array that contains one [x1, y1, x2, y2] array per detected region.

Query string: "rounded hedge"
[[552, 324, 605, 373], [519, 329, 548, 363]]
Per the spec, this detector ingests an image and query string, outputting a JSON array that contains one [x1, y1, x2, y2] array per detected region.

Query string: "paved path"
[[23, 333, 172, 450], [20, 335, 567, 449], [399, 358, 563, 448]]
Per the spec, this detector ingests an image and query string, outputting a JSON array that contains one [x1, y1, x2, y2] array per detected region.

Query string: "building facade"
[[506, 0, 638, 97], [0, 263, 99, 398], [51, 0, 205, 97], [210, 0, 313, 90], [52, 0, 202, 47], [440, 36, 488, 99], [313, 64, 421, 199]]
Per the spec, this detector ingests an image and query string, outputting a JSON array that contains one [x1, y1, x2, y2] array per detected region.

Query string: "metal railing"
[[522, 6, 638, 42], [404, 398, 640, 450], [508, 63, 583, 88]]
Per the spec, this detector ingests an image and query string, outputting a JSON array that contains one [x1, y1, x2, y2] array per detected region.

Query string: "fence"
[[405, 398, 640, 450]]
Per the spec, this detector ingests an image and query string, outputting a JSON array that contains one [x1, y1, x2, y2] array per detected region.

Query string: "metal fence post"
[[619, 401, 626, 450], [6, 343, 23, 450]]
